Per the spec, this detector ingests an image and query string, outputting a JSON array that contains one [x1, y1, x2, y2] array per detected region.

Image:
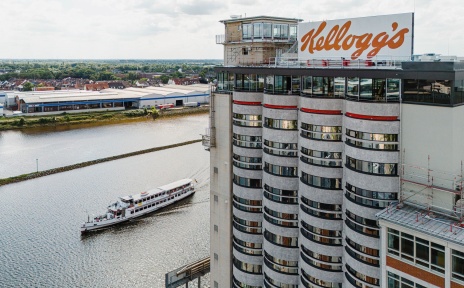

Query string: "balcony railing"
[[268, 56, 410, 69], [215, 34, 225, 44]]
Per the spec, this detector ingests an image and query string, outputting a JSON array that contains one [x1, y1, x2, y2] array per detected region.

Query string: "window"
[[233, 113, 262, 127], [452, 249, 464, 282], [264, 251, 299, 275], [273, 24, 288, 39], [264, 117, 298, 130], [289, 25, 297, 41], [234, 74, 264, 91], [403, 79, 452, 104], [233, 257, 262, 274], [301, 269, 342, 288], [264, 206, 298, 227], [233, 236, 262, 256], [253, 22, 263, 39], [345, 182, 397, 209], [346, 156, 398, 176], [387, 228, 445, 274], [233, 215, 262, 234], [345, 210, 379, 238], [263, 184, 298, 204], [346, 264, 380, 286], [300, 220, 342, 246], [454, 80, 464, 105], [387, 271, 427, 288], [264, 162, 298, 177], [264, 229, 298, 247], [334, 77, 345, 97], [302, 76, 312, 95], [233, 195, 262, 213], [263, 139, 298, 157], [301, 245, 342, 271], [301, 172, 342, 190], [312, 77, 335, 97], [242, 23, 252, 40], [233, 174, 262, 188], [264, 75, 292, 94], [300, 196, 342, 220], [346, 128, 399, 151], [346, 237, 380, 267], [233, 277, 263, 288], [233, 133, 262, 149], [265, 273, 298, 288], [263, 23, 272, 39], [300, 147, 342, 167], [301, 123, 342, 141], [347, 77, 359, 98], [233, 154, 262, 170]]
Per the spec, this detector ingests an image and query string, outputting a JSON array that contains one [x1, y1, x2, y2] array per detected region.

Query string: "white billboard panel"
[[298, 13, 414, 60]]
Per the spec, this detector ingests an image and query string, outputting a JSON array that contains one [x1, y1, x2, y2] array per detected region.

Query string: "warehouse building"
[[7, 84, 210, 115]]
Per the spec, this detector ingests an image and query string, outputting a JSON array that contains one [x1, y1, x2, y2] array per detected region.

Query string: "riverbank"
[[0, 106, 209, 131], [0, 139, 202, 187]]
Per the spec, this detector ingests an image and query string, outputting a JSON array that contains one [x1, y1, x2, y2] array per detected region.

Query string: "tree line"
[[0, 60, 221, 82]]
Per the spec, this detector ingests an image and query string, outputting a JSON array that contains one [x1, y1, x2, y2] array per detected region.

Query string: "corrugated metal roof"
[[376, 203, 464, 245], [16, 85, 210, 104], [20, 91, 129, 103]]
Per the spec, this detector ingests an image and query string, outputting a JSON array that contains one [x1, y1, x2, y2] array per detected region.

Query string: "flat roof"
[[376, 203, 464, 246], [16, 85, 210, 104], [19, 91, 133, 104], [220, 15, 303, 24]]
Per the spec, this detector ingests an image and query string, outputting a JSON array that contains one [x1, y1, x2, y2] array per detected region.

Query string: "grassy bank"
[[0, 106, 209, 131], [0, 139, 203, 187]]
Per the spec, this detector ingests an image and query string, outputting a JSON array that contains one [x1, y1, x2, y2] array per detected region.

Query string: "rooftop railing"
[[269, 56, 411, 69]]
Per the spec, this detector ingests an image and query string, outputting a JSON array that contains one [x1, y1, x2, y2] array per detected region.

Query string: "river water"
[[0, 115, 211, 288]]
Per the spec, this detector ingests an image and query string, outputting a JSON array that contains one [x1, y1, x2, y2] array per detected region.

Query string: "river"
[[0, 115, 210, 288]]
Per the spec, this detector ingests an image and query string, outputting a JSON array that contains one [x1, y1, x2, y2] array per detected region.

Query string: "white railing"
[[215, 34, 225, 44], [268, 55, 412, 69]]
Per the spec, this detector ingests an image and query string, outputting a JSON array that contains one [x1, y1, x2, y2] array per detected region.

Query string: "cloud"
[[177, 0, 225, 15], [0, 0, 463, 59]]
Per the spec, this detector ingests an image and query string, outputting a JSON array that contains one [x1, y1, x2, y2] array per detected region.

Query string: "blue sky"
[[0, 0, 462, 59]]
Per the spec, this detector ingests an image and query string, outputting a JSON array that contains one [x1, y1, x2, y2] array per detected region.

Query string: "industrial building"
[[205, 13, 464, 288], [3, 84, 210, 116]]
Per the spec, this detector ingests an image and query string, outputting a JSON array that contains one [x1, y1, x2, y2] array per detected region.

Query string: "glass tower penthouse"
[[207, 14, 464, 288]]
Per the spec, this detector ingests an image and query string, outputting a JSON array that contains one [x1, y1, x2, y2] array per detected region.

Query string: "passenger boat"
[[80, 178, 195, 234]]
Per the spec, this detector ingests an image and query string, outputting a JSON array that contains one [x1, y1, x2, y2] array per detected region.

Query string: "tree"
[[23, 82, 34, 91], [151, 107, 159, 120], [127, 72, 139, 81], [160, 75, 169, 84]]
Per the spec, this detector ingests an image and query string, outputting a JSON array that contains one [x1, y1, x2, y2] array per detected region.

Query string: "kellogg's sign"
[[298, 13, 414, 60]]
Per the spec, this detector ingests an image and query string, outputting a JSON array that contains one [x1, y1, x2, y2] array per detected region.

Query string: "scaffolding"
[[165, 257, 210, 288], [201, 85, 216, 150], [400, 154, 464, 222]]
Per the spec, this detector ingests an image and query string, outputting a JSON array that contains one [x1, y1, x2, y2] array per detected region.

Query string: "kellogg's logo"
[[300, 20, 410, 60]]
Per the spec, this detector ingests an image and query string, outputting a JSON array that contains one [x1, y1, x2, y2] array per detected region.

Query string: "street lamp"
[[36, 158, 38, 173]]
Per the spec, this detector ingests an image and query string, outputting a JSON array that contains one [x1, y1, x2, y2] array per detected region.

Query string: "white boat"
[[80, 178, 195, 234]]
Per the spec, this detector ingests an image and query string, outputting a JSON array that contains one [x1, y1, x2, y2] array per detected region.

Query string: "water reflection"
[[0, 116, 210, 288], [0, 115, 208, 178]]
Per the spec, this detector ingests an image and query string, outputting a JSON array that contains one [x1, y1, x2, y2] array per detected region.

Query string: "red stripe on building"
[[233, 100, 262, 106], [300, 108, 342, 115], [263, 104, 298, 109], [345, 112, 398, 121]]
